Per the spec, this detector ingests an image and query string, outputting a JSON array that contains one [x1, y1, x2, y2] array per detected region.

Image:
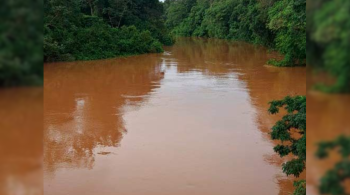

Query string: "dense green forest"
[[307, 0, 350, 93], [0, 0, 42, 87], [44, 0, 173, 62], [2, 0, 349, 89], [164, 0, 306, 67]]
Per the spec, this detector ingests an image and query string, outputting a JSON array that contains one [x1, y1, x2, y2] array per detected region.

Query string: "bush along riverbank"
[[44, 0, 174, 62], [164, 0, 306, 67]]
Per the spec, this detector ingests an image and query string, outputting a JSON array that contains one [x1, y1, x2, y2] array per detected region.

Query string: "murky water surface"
[[306, 92, 350, 194], [44, 38, 306, 195], [0, 88, 43, 195]]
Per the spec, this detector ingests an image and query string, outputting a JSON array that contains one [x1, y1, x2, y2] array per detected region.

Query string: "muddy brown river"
[[43, 38, 306, 195], [0, 87, 43, 195]]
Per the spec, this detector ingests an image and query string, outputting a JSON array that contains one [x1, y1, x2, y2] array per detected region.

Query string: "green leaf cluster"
[[316, 136, 350, 195], [293, 180, 306, 195], [268, 96, 306, 194]]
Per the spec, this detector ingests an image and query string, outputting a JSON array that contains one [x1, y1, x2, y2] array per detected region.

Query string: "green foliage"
[[316, 136, 350, 195], [226, 0, 274, 46], [267, 0, 306, 66], [293, 180, 306, 195], [44, 0, 172, 62], [0, 0, 43, 86], [165, 0, 306, 67], [268, 96, 306, 194], [308, 0, 350, 93], [165, 0, 197, 30], [171, 0, 209, 37]]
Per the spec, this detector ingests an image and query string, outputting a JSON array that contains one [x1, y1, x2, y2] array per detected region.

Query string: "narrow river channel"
[[44, 38, 306, 195]]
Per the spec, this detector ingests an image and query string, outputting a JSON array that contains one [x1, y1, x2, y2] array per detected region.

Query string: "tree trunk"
[[88, 1, 94, 16]]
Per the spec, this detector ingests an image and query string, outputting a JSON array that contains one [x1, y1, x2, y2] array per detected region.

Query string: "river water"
[[0, 87, 43, 195], [43, 38, 306, 195]]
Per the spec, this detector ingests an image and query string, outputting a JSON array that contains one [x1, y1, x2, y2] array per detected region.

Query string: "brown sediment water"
[[44, 37, 306, 195], [0, 87, 43, 195], [307, 92, 350, 195], [306, 69, 350, 194]]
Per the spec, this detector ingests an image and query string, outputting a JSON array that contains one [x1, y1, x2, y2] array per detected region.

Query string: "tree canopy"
[[307, 0, 350, 93], [164, 0, 306, 67], [44, 0, 173, 62], [0, 0, 42, 86]]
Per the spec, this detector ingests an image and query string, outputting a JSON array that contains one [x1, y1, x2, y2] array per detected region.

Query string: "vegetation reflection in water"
[[44, 38, 306, 195]]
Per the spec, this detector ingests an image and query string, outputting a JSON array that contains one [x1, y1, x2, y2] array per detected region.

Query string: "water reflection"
[[44, 55, 164, 173], [44, 38, 306, 195], [165, 37, 277, 75], [165, 38, 306, 194]]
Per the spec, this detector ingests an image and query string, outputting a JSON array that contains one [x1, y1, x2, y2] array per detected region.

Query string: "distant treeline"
[[44, 0, 173, 62], [164, 0, 306, 67]]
